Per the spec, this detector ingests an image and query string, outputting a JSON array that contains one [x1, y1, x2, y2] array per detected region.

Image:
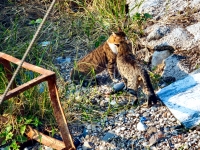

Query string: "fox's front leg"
[[107, 60, 118, 82], [121, 76, 128, 89]]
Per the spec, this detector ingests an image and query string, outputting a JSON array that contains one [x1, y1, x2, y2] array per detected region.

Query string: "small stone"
[[42, 146, 53, 150], [162, 111, 167, 118], [193, 133, 198, 138], [118, 115, 124, 121], [55, 56, 71, 64], [102, 131, 115, 142], [137, 121, 148, 131], [91, 125, 96, 131], [183, 142, 189, 149], [151, 106, 158, 112], [147, 126, 157, 135], [115, 128, 121, 134], [113, 82, 125, 92], [82, 141, 94, 150], [110, 100, 117, 105], [174, 143, 181, 149], [142, 142, 149, 147], [159, 118, 164, 123], [170, 117, 176, 122], [135, 113, 140, 117], [198, 141, 200, 147], [99, 146, 106, 150], [164, 127, 170, 132], [105, 97, 110, 101], [155, 114, 160, 118], [143, 112, 149, 117], [121, 127, 126, 131], [149, 131, 164, 146], [128, 109, 135, 114], [156, 125, 160, 128], [120, 111, 126, 115], [87, 124, 92, 130], [150, 146, 157, 150], [167, 112, 171, 118]]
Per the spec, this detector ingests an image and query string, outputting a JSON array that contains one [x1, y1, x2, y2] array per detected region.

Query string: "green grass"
[[0, 0, 153, 148]]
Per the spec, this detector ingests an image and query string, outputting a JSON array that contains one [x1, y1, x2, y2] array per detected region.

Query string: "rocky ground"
[[74, 105, 200, 150], [63, 79, 200, 150]]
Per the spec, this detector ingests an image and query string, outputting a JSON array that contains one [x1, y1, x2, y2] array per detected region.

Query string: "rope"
[[0, 0, 56, 105]]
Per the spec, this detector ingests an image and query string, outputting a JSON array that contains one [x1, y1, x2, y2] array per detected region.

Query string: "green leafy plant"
[[29, 18, 43, 25], [132, 12, 152, 34], [0, 116, 42, 150], [149, 71, 161, 90]]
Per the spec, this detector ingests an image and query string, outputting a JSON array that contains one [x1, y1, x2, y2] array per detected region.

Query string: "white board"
[[157, 73, 200, 128]]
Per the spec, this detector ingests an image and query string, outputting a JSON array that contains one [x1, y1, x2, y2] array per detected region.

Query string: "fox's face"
[[107, 32, 128, 54], [115, 40, 132, 55], [107, 32, 127, 44]]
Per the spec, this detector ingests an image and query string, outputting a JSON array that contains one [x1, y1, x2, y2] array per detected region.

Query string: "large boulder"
[[128, 0, 200, 81]]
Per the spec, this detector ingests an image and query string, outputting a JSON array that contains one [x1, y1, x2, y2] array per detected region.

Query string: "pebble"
[[102, 131, 115, 142], [55, 56, 71, 64], [170, 117, 176, 122], [135, 113, 140, 117], [147, 126, 157, 135], [143, 112, 149, 117], [184, 142, 189, 149], [136, 121, 148, 131], [110, 100, 117, 105], [82, 141, 94, 150], [174, 143, 181, 149]]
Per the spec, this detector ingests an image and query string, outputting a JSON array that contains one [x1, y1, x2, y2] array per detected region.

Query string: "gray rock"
[[55, 56, 71, 64], [128, 0, 195, 20], [148, 27, 195, 51], [102, 131, 116, 142], [143, 112, 149, 117], [147, 26, 170, 41], [113, 82, 125, 92], [186, 22, 200, 41], [147, 126, 157, 135], [162, 54, 189, 80], [82, 141, 94, 150], [174, 143, 181, 149], [128, 0, 164, 18], [151, 50, 172, 68], [137, 121, 148, 131], [149, 131, 164, 146]]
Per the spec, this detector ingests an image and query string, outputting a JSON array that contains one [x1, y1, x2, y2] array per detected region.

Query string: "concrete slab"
[[157, 73, 200, 128]]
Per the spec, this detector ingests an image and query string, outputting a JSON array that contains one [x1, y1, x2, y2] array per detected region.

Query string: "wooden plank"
[[0, 75, 48, 101], [0, 52, 54, 75]]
